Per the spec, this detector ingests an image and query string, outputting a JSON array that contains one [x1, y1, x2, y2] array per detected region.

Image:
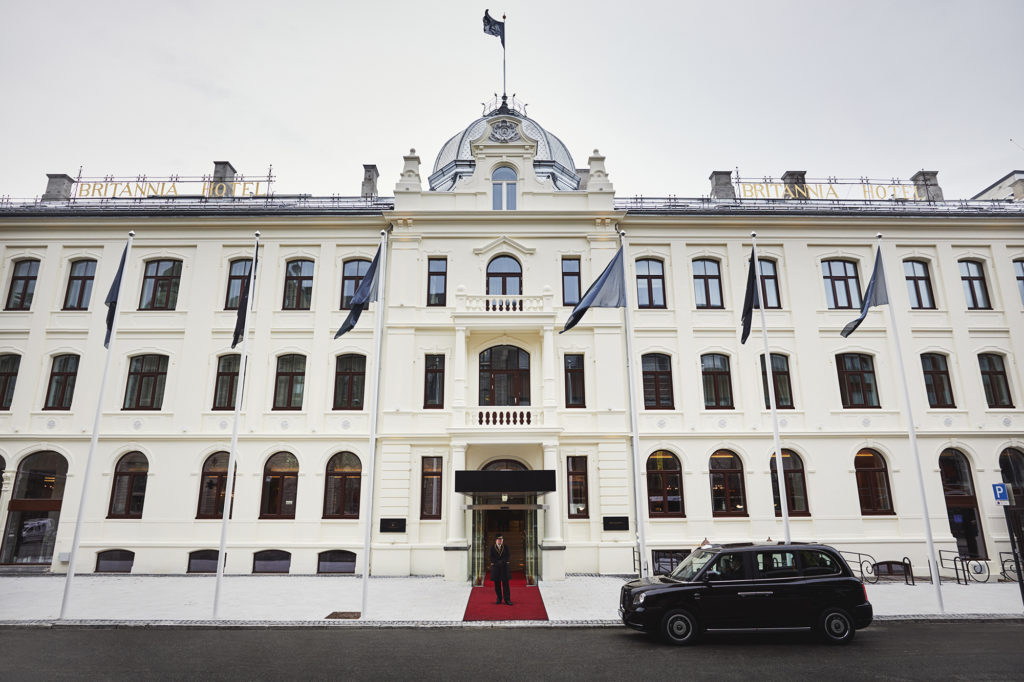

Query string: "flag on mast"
[[103, 244, 128, 348], [560, 247, 626, 333], [841, 247, 888, 337], [483, 9, 505, 47], [335, 246, 381, 338], [739, 247, 759, 344], [231, 245, 258, 349]]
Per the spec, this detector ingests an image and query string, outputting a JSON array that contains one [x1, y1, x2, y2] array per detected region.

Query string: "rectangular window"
[[123, 354, 169, 410], [760, 353, 794, 409], [979, 354, 1014, 408], [427, 258, 447, 306], [212, 355, 241, 410], [44, 354, 79, 410], [1015, 260, 1024, 307], [921, 353, 955, 408], [341, 260, 371, 310], [755, 259, 781, 309], [693, 259, 723, 309], [642, 353, 674, 409], [904, 260, 935, 310], [959, 260, 991, 310], [424, 354, 445, 409], [224, 259, 252, 310], [273, 354, 306, 410], [822, 260, 861, 310], [701, 353, 734, 409], [63, 259, 97, 311], [5, 259, 39, 311], [567, 456, 589, 518], [139, 259, 182, 310], [332, 354, 364, 410], [636, 259, 666, 309], [837, 353, 880, 408], [564, 354, 585, 408], [562, 257, 581, 306], [421, 456, 442, 519], [0, 354, 20, 410], [282, 259, 314, 310]]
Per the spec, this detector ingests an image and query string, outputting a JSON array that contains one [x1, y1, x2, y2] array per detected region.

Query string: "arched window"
[[646, 451, 684, 517], [492, 166, 517, 210], [479, 345, 530, 406], [701, 353, 733, 409], [636, 259, 666, 309], [999, 447, 1024, 502], [333, 354, 366, 410], [253, 549, 291, 574], [224, 258, 252, 310], [854, 449, 894, 515], [770, 450, 809, 517], [486, 256, 522, 295], [692, 259, 723, 309], [0, 353, 19, 410], [273, 354, 306, 410], [641, 353, 674, 409], [108, 452, 148, 519], [139, 259, 182, 310], [96, 549, 135, 573], [324, 452, 361, 519], [341, 259, 372, 309], [187, 549, 221, 573], [261, 452, 299, 519], [939, 448, 987, 558], [482, 459, 528, 471], [63, 259, 97, 311], [709, 450, 746, 517], [318, 549, 357, 574], [197, 451, 236, 519], [282, 259, 314, 310], [0, 451, 68, 565]]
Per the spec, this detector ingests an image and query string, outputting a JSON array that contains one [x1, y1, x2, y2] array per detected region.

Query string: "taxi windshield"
[[669, 548, 716, 581]]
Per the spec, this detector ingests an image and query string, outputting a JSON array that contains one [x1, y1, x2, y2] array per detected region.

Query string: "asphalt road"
[[2, 622, 1022, 681]]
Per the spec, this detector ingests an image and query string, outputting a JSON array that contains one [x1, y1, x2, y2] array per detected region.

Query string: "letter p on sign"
[[993, 483, 1009, 506]]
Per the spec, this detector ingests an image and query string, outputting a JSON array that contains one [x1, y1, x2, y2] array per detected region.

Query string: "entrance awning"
[[454, 470, 556, 494]]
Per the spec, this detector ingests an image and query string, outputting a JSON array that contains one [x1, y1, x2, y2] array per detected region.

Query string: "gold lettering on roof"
[[737, 181, 920, 201], [73, 179, 267, 198]]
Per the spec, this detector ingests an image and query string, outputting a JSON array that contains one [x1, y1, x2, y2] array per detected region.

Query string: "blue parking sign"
[[993, 483, 1009, 506]]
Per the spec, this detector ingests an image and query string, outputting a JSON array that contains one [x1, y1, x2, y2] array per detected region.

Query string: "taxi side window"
[[707, 552, 747, 581], [756, 550, 799, 579], [798, 550, 841, 576]]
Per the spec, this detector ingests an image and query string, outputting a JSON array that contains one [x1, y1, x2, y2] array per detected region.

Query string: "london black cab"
[[619, 543, 872, 645]]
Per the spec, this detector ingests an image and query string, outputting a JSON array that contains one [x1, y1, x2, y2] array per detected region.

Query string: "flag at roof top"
[[841, 246, 889, 337], [335, 245, 381, 338], [560, 247, 626, 333], [483, 9, 505, 47]]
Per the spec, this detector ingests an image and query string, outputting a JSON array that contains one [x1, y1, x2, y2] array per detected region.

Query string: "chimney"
[[781, 170, 807, 199], [42, 173, 75, 201], [709, 171, 735, 199], [911, 170, 943, 202], [212, 161, 237, 197], [361, 164, 379, 198]]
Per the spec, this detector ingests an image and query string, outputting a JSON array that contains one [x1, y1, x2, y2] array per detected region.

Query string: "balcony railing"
[[454, 286, 555, 316], [473, 407, 539, 427]]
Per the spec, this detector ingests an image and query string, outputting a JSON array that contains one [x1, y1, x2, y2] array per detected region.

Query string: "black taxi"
[[619, 542, 872, 645]]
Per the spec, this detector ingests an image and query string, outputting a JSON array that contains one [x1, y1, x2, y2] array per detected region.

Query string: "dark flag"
[[231, 244, 258, 349], [103, 243, 129, 348], [335, 246, 381, 338], [561, 247, 626, 333], [483, 9, 505, 47], [841, 247, 889, 337], [739, 248, 760, 344]]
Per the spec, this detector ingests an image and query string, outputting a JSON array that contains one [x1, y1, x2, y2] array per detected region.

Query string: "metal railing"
[[939, 549, 990, 584], [839, 550, 879, 584], [1000, 551, 1021, 583], [614, 195, 1024, 215], [0, 194, 395, 214]]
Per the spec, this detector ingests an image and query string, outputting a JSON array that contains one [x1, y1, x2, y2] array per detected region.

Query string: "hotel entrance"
[[470, 494, 540, 586]]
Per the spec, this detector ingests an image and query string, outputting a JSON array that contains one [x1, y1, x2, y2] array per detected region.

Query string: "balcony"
[[471, 407, 542, 427], [452, 286, 557, 329]]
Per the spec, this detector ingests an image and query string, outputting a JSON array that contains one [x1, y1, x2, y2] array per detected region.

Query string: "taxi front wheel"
[[660, 609, 700, 645]]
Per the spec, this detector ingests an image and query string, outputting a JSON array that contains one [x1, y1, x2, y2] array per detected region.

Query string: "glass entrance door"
[[470, 494, 540, 585]]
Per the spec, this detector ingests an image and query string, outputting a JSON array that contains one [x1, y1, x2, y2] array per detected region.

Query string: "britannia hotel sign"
[[736, 178, 930, 200], [73, 177, 270, 198]]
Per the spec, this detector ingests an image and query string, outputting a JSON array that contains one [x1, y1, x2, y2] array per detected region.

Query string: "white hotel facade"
[[1, 98, 1023, 582]]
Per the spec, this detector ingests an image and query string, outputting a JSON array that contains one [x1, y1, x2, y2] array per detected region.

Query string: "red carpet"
[[463, 572, 548, 621]]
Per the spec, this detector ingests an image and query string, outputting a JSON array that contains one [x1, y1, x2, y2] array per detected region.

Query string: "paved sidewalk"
[[0, 574, 1021, 626]]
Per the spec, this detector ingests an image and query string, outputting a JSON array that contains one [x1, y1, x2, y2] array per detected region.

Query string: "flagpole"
[[213, 231, 259, 619], [59, 230, 134, 620], [751, 233, 790, 542], [618, 230, 649, 578], [360, 228, 390, 618], [503, 14, 507, 97], [876, 233, 943, 612]]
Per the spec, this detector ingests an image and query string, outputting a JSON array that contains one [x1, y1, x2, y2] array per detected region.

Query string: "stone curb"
[[2, 614, 1022, 629]]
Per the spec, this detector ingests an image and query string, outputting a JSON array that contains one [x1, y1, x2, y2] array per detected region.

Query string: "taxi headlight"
[[632, 592, 646, 606]]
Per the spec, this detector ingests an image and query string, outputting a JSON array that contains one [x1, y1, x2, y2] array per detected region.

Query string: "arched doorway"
[[1, 451, 68, 565], [471, 458, 539, 586], [939, 448, 987, 558]]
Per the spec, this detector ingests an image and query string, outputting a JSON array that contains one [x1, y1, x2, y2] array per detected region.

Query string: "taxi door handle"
[[737, 591, 774, 597]]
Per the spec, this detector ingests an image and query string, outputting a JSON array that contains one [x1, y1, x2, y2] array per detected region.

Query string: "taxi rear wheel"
[[819, 607, 855, 645], [660, 609, 699, 645]]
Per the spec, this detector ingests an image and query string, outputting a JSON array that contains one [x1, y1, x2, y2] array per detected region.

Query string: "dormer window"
[[492, 166, 517, 210]]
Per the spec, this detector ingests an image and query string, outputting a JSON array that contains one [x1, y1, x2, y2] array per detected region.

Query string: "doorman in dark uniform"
[[490, 534, 512, 605]]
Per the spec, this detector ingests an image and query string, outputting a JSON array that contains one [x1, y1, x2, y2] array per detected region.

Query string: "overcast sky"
[[2, 0, 1022, 201]]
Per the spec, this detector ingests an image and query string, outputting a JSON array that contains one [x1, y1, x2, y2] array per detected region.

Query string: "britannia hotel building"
[[1, 97, 1023, 583]]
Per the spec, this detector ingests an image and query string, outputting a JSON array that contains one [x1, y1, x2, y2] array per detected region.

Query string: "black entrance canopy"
[[455, 470, 556, 494]]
